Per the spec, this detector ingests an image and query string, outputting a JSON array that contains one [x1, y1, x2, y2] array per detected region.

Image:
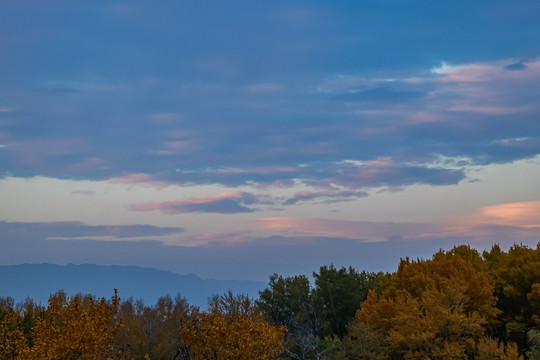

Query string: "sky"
[[1, 0, 540, 281]]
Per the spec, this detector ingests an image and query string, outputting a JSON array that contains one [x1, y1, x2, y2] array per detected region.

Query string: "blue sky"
[[1, 1, 540, 280]]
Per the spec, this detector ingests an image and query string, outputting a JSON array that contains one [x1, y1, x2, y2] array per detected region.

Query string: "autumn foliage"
[[1, 243, 540, 360], [0, 290, 120, 360], [351, 255, 499, 359], [179, 292, 285, 360]]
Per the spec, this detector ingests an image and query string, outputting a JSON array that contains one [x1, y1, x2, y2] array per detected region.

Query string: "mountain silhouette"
[[0, 263, 266, 308]]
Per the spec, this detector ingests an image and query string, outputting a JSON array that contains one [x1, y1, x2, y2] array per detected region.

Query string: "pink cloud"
[[255, 208, 540, 245], [130, 191, 257, 214], [455, 201, 540, 228], [254, 217, 445, 241], [108, 173, 174, 187], [448, 104, 530, 115]]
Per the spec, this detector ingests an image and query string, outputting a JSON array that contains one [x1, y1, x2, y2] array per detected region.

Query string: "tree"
[[33, 290, 121, 360], [0, 299, 31, 360], [313, 265, 379, 338], [258, 274, 320, 359], [527, 329, 540, 360], [180, 293, 285, 360], [343, 321, 390, 360], [1, 290, 121, 360], [484, 244, 540, 349], [258, 274, 313, 330], [348, 255, 499, 359], [113, 294, 190, 359], [476, 337, 523, 360]]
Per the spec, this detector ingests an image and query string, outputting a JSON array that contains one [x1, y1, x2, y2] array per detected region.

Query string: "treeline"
[[1, 243, 539, 359]]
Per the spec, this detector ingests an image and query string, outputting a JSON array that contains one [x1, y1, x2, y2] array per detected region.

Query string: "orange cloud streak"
[[459, 201, 540, 228]]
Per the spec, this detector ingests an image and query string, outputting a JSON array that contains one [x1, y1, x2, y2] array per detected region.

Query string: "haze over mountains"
[[0, 263, 266, 308]]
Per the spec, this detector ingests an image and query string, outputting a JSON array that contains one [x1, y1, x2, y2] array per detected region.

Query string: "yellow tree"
[[476, 337, 523, 360], [0, 307, 32, 360], [0, 290, 122, 360], [347, 255, 500, 360], [180, 293, 285, 360]]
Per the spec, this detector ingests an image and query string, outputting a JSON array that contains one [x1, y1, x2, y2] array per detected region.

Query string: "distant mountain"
[[0, 263, 267, 308]]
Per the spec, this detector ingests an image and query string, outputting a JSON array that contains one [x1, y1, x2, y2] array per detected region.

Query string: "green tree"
[[312, 266, 379, 339], [527, 329, 540, 360], [484, 244, 540, 349]]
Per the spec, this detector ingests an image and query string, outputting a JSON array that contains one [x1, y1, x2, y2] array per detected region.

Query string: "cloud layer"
[[130, 192, 259, 214], [0, 2, 539, 192], [1, 1, 539, 281]]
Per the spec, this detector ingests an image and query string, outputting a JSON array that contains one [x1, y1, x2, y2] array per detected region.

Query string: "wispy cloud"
[[0, 221, 184, 241], [503, 61, 528, 71], [130, 191, 260, 214], [455, 201, 540, 228], [254, 217, 446, 241], [283, 190, 367, 205], [334, 86, 426, 103], [108, 173, 175, 188], [314, 157, 466, 189], [256, 201, 540, 244]]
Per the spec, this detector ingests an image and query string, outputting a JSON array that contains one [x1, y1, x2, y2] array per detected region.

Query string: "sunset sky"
[[1, 1, 540, 281]]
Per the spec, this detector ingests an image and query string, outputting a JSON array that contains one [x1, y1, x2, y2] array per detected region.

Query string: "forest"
[[1, 243, 540, 360]]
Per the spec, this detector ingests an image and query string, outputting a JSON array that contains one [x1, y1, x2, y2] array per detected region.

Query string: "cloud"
[[256, 216, 540, 247], [2, 218, 539, 281], [0, 220, 498, 281], [447, 105, 529, 115], [314, 158, 466, 189], [129, 191, 259, 214], [70, 189, 96, 196], [108, 173, 175, 188], [504, 61, 528, 71], [334, 86, 426, 103], [170, 165, 302, 187], [455, 201, 540, 228], [1, 0, 540, 193], [0, 221, 184, 241], [255, 217, 446, 241], [152, 140, 198, 156], [283, 190, 367, 205]]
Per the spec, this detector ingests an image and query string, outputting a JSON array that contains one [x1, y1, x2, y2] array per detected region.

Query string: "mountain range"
[[0, 263, 267, 308]]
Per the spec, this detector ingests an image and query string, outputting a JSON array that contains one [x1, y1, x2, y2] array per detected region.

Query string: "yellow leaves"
[[31, 290, 121, 359], [349, 255, 499, 360], [180, 307, 286, 360], [0, 290, 121, 360], [477, 337, 524, 360]]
